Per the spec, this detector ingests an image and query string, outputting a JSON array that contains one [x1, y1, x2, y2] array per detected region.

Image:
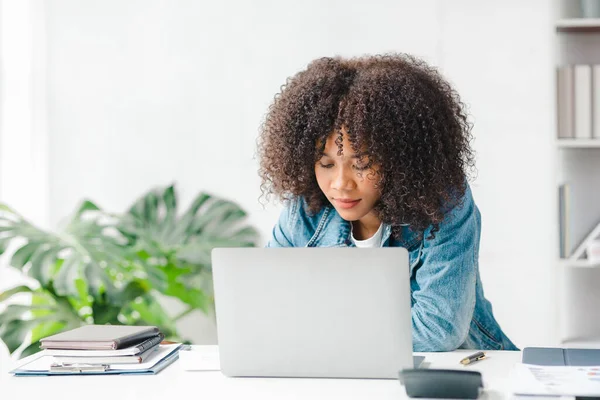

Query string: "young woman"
[[257, 54, 517, 352]]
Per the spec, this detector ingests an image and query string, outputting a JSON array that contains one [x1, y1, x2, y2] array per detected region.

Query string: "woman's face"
[[314, 131, 382, 223]]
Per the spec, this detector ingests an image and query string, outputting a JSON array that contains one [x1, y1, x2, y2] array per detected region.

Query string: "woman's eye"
[[353, 156, 372, 171], [353, 160, 372, 171], [319, 163, 334, 169]]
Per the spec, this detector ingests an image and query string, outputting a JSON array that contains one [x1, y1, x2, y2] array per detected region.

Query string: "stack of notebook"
[[40, 325, 165, 365]]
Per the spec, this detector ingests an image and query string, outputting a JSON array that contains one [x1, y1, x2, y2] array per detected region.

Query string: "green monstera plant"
[[0, 185, 259, 358]]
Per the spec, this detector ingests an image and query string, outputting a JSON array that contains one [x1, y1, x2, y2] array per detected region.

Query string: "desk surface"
[[0, 346, 520, 400]]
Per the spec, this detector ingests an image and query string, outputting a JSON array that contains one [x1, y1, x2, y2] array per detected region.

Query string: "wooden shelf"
[[559, 259, 600, 268], [557, 18, 600, 32], [557, 139, 600, 148]]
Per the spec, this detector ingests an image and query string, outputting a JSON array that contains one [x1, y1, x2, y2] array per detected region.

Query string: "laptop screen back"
[[212, 247, 413, 379]]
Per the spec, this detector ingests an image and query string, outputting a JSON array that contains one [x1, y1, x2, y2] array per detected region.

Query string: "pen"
[[459, 351, 486, 366]]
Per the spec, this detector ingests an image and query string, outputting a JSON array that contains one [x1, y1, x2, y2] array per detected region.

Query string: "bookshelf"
[[557, 139, 600, 148], [559, 259, 600, 268], [556, 2, 600, 345], [556, 18, 600, 32], [562, 337, 600, 348]]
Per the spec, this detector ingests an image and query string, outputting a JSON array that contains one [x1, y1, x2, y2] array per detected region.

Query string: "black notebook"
[[40, 325, 161, 350]]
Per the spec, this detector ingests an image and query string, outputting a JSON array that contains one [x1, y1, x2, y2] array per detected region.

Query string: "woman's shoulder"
[[432, 181, 479, 233], [440, 180, 476, 215]]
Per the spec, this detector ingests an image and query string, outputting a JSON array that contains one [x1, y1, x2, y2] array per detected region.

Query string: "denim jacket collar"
[[306, 205, 394, 248]]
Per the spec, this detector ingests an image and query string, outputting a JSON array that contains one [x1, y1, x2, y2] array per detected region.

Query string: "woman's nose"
[[331, 166, 356, 191]]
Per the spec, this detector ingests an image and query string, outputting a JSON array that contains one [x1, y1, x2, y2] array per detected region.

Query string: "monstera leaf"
[[117, 185, 260, 313], [1, 201, 133, 299], [0, 201, 154, 357], [0, 185, 259, 358]]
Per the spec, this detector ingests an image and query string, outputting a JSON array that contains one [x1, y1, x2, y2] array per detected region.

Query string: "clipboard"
[[10, 344, 181, 376]]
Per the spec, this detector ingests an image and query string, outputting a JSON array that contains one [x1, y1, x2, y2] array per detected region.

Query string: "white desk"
[[0, 346, 520, 400]]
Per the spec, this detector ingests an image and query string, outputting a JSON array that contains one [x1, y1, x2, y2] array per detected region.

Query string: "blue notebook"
[[522, 347, 600, 366]]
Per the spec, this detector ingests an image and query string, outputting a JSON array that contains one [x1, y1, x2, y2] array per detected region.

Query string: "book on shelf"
[[593, 65, 600, 139], [557, 64, 600, 140], [570, 221, 600, 261], [40, 325, 161, 350], [557, 66, 574, 139], [558, 183, 571, 258], [574, 65, 592, 139], [556, 185, 600, 262]]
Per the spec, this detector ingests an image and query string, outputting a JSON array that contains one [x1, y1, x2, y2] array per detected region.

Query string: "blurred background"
[[2, 0, 600, 357]]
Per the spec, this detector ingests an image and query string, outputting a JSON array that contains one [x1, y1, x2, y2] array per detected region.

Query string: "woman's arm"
[[266, 202, 295, 247], [411, 185, 480, 351]]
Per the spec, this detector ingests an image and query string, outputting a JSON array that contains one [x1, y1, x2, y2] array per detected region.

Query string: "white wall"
[[0, 0, 48, 228], [2, 0, 557, 347], [45, 0, 442, 240], [0, 0, 49, 297], [435, 1, 557, 348]]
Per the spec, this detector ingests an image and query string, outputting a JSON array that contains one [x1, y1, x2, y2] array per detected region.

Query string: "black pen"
[[459, 351, 486, 365]]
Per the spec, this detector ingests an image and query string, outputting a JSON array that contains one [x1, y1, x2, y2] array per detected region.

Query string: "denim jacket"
[[267, 184, 518, 352]]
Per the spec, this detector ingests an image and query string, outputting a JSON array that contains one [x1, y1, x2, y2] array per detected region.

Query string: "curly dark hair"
[[257, 54, 475, 239]]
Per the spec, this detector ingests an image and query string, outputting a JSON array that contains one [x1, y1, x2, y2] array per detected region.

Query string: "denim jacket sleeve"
[[411, 186, 479, 351], [266, 202, 295, 247]]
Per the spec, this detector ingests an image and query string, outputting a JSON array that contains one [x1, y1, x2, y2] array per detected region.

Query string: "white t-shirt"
[[351, 223, 384, 248]]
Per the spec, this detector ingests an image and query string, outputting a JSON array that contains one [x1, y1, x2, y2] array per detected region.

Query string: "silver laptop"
[[211, 247, 414, 379]]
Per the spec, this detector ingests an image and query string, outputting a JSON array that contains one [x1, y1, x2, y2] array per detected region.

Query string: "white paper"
[[178, 347, 220, 371], [111, 344, 178, 370], [15, 344, 180, 372], [513, 396, 575, 400], [512, 363, 600, 396]]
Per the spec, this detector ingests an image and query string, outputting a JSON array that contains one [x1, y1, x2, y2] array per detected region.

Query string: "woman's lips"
[[333, 198, 361, 209]]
